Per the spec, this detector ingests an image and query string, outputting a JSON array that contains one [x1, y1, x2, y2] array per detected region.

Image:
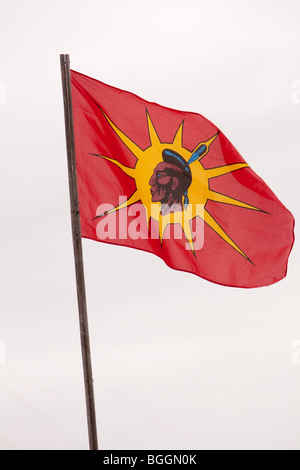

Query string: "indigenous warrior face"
[[149, 149, 192, 214]]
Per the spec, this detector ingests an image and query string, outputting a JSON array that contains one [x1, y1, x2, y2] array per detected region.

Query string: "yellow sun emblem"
[[92, 109, 263, 259]]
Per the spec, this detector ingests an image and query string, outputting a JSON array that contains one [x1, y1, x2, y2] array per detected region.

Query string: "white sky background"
[[0, 0, 299, 450]]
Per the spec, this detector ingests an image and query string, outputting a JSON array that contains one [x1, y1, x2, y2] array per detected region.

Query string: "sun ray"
[[93, 191, 141, 219], [206, 163, 248, 179], [102, 111, 144, 160], [90, 154, 136, 179], [208, 190, 262, 211], [203, 209, 250, 260], [158, 216, 169, 244], [189, 132, 219, 163], [157, 211, 196, 252], [172, 121, 184, 147], [146, 110, 161, 147], [182, 218, 195, 254]]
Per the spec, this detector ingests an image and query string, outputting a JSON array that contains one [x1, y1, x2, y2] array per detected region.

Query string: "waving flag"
[[70, 70, 294, 288]]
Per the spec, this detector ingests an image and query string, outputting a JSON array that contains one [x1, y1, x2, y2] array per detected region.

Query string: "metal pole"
[[60, 54, 98, 450]]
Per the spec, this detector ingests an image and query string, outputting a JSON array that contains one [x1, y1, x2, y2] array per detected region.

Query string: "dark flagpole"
[[60, 54, 98, 450]]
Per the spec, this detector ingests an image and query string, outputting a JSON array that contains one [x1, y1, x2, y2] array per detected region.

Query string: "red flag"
[[71, 70, 294, 288]]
